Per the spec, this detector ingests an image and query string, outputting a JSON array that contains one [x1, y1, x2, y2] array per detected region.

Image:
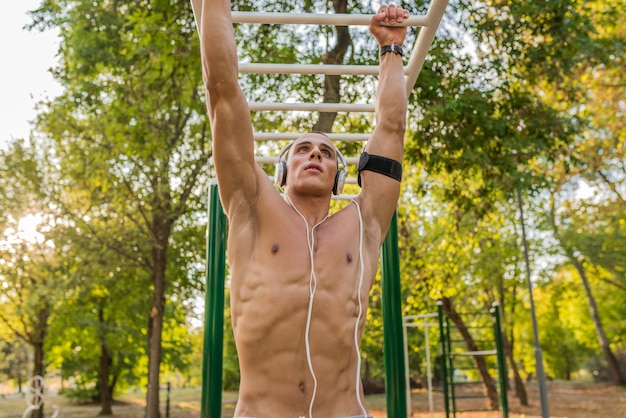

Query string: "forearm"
[[195, 0, 240, 106], [375, 52, 408, 136]]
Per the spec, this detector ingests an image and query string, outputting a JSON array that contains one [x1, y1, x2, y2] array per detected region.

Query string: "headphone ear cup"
[[333, 171, 346, 195], [274, 161, 287, 187]]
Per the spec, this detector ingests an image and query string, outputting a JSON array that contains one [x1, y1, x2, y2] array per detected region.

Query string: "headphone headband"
[[274, 138, 348, 195]]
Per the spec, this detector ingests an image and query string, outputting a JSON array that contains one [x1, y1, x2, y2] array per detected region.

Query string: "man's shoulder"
[[225, 181, 287, 223]]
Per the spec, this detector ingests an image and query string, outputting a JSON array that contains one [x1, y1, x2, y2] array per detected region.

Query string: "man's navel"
[[271, 244, 279, 254], [347, 252, 353, 263]]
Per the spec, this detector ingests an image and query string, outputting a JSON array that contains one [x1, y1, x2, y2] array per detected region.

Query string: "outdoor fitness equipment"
[[194, 1, 450, 417], [22, 375, 60, 418]]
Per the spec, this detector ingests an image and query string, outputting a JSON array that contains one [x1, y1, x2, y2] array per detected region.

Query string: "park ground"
[[1, 380, 625, 418]]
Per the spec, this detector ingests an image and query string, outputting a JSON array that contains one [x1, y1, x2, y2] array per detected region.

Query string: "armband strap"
[[357, 152, 403, 187]]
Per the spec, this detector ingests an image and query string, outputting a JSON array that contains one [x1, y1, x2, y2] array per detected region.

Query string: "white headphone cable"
[[352, 200, 368, 418], [285, 194, 328, 418]]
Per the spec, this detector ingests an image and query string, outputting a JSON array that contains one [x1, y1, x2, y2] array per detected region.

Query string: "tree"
[[29, 1, 211, 415], [547, 191, 626, 385], [0, 139, 72, 417], [0, 337, 30, 393]]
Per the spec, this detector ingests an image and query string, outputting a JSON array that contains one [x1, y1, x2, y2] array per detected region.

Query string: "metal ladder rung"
[[231, 12, 429, 27], [452, 350, 497, 357], [239, 63, 386, 76], [248, 102, 375, 112], [455, 395, 489, 400], [253, 132, 370, 142], [255, 156, 360, 165]]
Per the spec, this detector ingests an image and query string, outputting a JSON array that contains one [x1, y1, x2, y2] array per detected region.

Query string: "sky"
[[0, 1, 62, 148]]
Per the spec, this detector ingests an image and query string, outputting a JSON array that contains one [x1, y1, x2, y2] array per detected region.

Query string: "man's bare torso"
[[226, 187, 380, 417]]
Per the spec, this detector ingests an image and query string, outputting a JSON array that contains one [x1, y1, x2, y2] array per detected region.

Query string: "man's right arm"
[[191, 0, 259, 213]]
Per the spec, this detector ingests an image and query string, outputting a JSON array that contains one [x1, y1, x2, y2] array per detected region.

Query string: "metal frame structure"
[[436, 302, 509, 418], [199, 1, 449, 417], [403, 312, 440, 417]]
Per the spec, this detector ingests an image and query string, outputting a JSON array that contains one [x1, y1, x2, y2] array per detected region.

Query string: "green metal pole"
[[201, 182, 227, 418], [381, 211, 407, 418], [445, 316, 456, 418], [437, 301, 450, 418], [491, 302, 509, 418]]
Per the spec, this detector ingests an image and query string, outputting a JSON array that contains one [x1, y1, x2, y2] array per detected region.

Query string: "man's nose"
[[309, 148, 322, 160]]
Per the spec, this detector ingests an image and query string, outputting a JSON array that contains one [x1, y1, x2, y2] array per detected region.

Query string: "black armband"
[[357, 152, 403, 187]]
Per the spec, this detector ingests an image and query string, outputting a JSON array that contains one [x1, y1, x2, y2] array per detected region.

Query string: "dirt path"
[[1, 381, 624, 417], [370, 381, 626, 418]]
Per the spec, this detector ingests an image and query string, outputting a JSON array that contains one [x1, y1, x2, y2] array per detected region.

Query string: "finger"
[[373, 7, 388, 25], [387, 3, 398, 22], [395, 7, 410, 23]]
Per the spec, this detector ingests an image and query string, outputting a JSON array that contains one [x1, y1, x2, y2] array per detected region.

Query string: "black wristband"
[[380, 44, 403, 57]]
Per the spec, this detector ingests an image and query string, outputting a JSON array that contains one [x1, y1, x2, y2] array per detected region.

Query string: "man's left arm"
[[357, 4, 409, 243]]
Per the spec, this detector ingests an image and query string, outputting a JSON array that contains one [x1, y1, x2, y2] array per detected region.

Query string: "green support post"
[[491, 302, 509, 418], [445, 316, 456, 417], [381, 211, 407, 418], [201, 182, 227, 418], [437, 301, 450, 418]]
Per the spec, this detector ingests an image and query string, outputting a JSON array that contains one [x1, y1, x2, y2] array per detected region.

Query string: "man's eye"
[[322, 150, 331, 157]]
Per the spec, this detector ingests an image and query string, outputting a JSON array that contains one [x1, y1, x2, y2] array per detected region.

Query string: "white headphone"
[[274, 141, 348, 195]]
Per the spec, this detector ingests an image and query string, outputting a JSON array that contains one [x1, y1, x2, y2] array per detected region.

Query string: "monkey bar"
[[192, 1, 450, 417]]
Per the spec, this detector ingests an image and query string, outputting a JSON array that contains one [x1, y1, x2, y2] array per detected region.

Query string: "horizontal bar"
[[452, 350, 497, 356], [268, 176, 360, 186], [249, 102, 375, 112], [403, 313, 440, 320], [253, 132, 370, 142], [231, 12, 428, 27], [239, 63, 389, 76], [334, 193, 359, 200], [255, 156, 360, 165], [403, 323, 439, 328]]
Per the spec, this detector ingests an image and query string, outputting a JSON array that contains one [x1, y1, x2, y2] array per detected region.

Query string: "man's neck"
[[284, 192, 331, 227]]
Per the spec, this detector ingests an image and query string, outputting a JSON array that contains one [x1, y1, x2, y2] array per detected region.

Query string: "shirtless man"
[[192, 1, 409, 416]]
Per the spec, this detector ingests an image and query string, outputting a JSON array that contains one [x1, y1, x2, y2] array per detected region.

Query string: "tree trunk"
[[145, 240, 169, 418], [549, 193, 626, 386], [497, 288, 528, 406], [30, 342, 45, 418], [98, 306, 113, 416], [502, 330, 528, 406], [568, 253, 626, 386], [496, 254, 528, 406], [313, 0, 351, 132]]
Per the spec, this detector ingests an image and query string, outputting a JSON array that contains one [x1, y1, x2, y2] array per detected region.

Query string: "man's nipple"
[[347, 252, 353, 263], [271, 244, 279, 254]]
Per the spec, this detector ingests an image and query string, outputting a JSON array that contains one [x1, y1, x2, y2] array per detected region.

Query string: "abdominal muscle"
[[227, 204, 376, 418]]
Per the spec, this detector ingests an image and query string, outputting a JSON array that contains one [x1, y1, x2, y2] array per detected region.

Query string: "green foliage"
[[0, 338, 30, 390], [19, 0, 214, 408], [59, 385, 100, 403], [533, 272, 596, 379], [0, 0, 621, 402]]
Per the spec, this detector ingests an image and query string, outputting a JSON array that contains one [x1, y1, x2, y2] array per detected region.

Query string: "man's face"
[[285, 133, 338, 195]]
